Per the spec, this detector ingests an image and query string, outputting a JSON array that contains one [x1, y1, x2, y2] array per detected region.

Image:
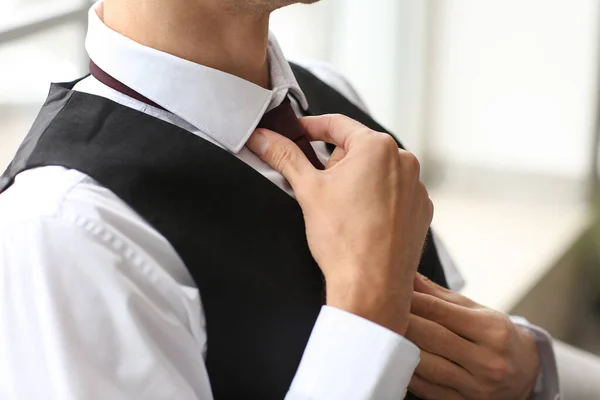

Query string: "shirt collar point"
[[222, 130, 251, 154]]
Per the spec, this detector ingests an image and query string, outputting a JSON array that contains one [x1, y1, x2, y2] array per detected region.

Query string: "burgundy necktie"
[[89, 60, 164, 109], [89, 60, 325, 170], [258, 98, 324, 170]]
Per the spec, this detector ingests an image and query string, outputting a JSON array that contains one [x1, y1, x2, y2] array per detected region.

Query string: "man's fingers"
[[414, 272, 479, 308], [247, 128, 316, 187], [406, 314, 478, 370], [409, 375, 466, 400], [411, 291, 488, 342], [416, 351, 478, 395], [298, 114, 371, 150]]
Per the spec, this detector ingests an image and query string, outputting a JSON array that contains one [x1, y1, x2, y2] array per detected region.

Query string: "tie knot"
[[258, 98, 303, 142], [257, 97, 325, 170]]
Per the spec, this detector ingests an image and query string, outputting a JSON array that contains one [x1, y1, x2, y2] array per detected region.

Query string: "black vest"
[[0, 64, 447, 400]]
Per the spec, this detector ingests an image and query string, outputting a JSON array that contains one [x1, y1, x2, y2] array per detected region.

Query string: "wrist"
[[325, 278, 410, 336], [516, 327, 541, 400]]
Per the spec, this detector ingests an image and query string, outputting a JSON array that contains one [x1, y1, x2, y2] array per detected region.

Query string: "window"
[[0, 0, 89, 170]]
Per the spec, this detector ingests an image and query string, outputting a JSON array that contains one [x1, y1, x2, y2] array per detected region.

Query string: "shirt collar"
[[85, 1, 309, 153]]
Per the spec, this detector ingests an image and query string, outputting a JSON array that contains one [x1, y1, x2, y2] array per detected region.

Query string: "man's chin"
[[280, 0, 321, 5], [233, 0, 321, 13]]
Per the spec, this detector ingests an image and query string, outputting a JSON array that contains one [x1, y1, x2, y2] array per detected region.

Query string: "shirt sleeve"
[[0, 212, 420, 400], [510, 316, 561, 400], [287, 306, 420, 400], [0, 215, 213, 400]]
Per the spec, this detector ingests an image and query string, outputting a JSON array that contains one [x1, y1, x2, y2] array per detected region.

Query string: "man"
[[0, 0, 559, 399]]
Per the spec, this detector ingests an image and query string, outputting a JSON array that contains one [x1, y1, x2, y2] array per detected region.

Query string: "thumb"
[[246, 128, 316, 187]]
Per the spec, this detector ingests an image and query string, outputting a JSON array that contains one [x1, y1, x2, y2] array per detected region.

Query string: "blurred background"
[[2, 0, 600, 368]]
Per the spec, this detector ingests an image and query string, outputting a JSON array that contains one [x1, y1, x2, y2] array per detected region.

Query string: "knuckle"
[[268, 145, 295, 173], [371, 132, 397, 152], [426, 197, 434, 223], [416, 182, 434, 222], [418, 181, 431, 200], [331, 113, 350, 122], [351, 127, 376, 147], [399, 151, 422, 177], [329, 113, 357, 134], [380, 133, 398, 149], [487, 312, 513, 350], [359, 127, 376, 139], [417, 180, 427, 194], [484, 355, 510, 384], [328, 113, 347, 127]]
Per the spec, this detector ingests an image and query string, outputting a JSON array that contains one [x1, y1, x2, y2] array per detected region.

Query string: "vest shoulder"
[[291, 59, 370, 114]]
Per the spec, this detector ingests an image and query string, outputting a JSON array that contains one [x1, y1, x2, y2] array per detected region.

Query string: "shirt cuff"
[[510, 316, 561, 400], [286, 305, 420, 400]]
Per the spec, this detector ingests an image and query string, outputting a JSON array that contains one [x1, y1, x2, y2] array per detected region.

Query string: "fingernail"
[[247, 129, 269, 156]]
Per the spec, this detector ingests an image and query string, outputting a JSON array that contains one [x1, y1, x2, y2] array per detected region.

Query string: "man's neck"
[[102, 0, 271, 88]]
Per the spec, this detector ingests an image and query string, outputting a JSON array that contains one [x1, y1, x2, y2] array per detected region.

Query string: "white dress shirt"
[[0, 2, 558, 399]]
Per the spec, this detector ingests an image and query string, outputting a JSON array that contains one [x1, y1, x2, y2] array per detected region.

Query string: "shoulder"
[[0, 166, 192, 285], [292, 59, 370, 114], [0, 166, 136, 233], [0, 166, 132, 258]]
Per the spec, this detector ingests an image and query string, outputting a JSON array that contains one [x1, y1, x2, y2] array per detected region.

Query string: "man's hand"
[[247, 114, 433, 336], [406, 273, 540, 400]]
